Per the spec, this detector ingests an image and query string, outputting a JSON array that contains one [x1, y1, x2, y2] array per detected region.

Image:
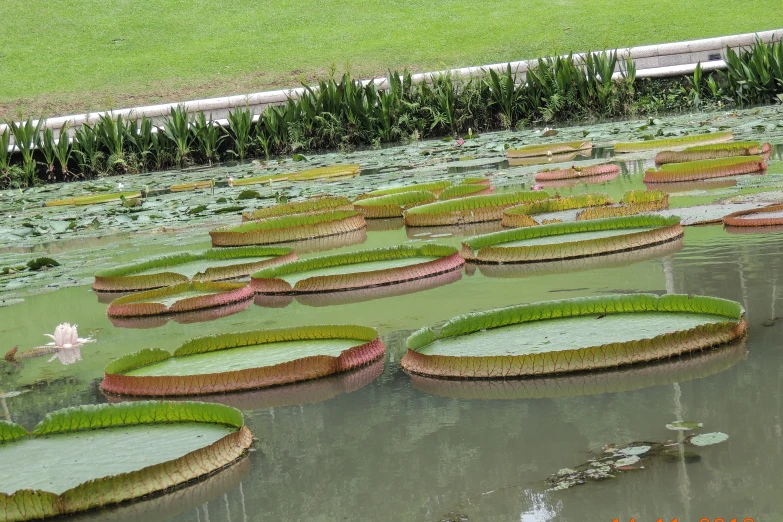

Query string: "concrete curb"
[[1, 29, 781, 139]]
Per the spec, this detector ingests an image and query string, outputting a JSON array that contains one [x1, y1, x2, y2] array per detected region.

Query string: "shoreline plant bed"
[[470, 237, 683, 279], [106, 281, 254, 317], [232, 164, 361, 186], [409, 339, 746, 399], [92, 247, 297, 292], [241, 196, 353, 222], [401, 293, 747, 378], [250, 244, 463, 295], [0, 401, 252, 521], [507, 141, 592, 158], [723, 203, 783, 227], [654, 142, 772, 164], [403, 191, 550, 227], [643, 156, 767, 183], [209, 210, 366, 247], [460, 215, 683, 263], [534, 163, 620, 181], [353, 191, 437, 218], [44, 191, 143, 207], [100, 325, 385, 396], [575, 190, 668, 220], [501, 193, 613, 228], [614, 131, 734, 153]]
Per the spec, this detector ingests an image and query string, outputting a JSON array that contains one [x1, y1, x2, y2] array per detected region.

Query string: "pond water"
[[2, 106, 783, 521]]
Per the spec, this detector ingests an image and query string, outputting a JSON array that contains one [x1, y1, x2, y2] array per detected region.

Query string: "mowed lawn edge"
[[1, 0, 782, 118]]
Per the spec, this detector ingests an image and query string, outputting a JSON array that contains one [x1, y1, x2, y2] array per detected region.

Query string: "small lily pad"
[[618, 445, 651, 456], [689, 432, 729, 447], [614, 456, 640, 467], [666, 421, 703, 431]]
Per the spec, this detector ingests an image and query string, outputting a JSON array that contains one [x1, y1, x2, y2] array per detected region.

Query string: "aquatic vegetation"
[[645, 178, 738, 193], [250, 244, 463, 294], [410, 331, 742, 399], [109, 298, 253, 329], [461, 215, 683, 263], [507, 141, 592, 158], [403, 191, 550, 226], [723, 38, 783, 105], [655, 141, 772, 164], [170, 180, 213, 192], [93, 247, 296, 292], [614, 130, 733, 153], [439, 182, 493, 199], [45, 191, 142, 207], [242, 196, 353, 221], [501, 193, 613, 228], [644, 155, 766, 183], [534, 163, 619, 181], [724, 203, 783, 227], [0, 401, 252, 521], [100, 325, 385, 396], [401, 293, 746, 378], [210, 210, 366, 246], [353, 191, 437, 218], [575, 190, 669, 220], [507, 151, 583, 167], [106, 281, 254, 317], [355, 180, 452, 200], [232, 164, 361, 186]]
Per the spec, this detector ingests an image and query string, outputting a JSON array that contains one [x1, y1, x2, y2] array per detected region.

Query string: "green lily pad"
[[690, 432, 729, 446], [614, 456, 640, 467], [618, 445, 651, 456], [666, 421, 704, 431]]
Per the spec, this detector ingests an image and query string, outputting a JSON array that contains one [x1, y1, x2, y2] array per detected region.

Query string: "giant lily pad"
[[460, 215, 683, 263], [44, 192, 143, 207], [438, 182, 493, 199], [614, 131, 733, 153], [241, 196, 353, 222], [575, 190, 668, 220], [250, 244, 463, 294], [403, 191, 550, 227], [353, 191, 437, 218], [355, 180, 452, 200], [655, 141, 771, 164], [535, 163, 619, 181], [100, 325, 385, 396], [501, 193, 613, 228], [233, 164, 361, 186], [724, 203, 783, 227], [644, 156, 766, 183], [108, 298, 253, 329], [401, 293, 746, 378], [92, 247, 296, 292], [257, 268, 463, 308], [209, 210, 366, 247], [0, 401, 252, 521], [106, 281, 254, 317], [472, 238, 683, 279], [410, 339, 746, 399], [507, 141, 592, 158]]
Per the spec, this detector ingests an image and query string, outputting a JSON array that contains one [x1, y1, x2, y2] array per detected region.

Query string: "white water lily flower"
[[44, 323, 94, 365], [117, 182, 124, 189]]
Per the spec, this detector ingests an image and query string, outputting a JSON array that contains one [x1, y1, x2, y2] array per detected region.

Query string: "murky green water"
[[2, 107, 783, 521]]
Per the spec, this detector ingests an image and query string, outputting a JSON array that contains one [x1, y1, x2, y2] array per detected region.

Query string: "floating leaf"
[[618, 445, 651, 456], [614, 456, 640, 467], [666, 421, 703, 431], [689, 432, 729, 446]]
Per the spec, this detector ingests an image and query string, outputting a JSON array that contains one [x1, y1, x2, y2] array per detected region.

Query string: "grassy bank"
[[0, 0, 781, 118]]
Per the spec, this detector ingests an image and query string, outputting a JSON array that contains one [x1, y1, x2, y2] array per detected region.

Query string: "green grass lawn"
[[1, 0, 781, 119]]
